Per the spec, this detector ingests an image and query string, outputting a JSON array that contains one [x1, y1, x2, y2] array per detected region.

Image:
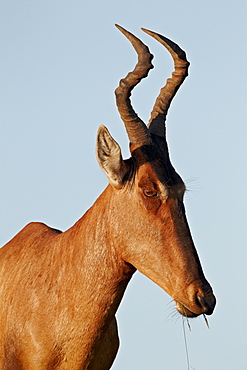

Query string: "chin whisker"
[[164, 300, 181, 325], [203, 314, 210, 329]]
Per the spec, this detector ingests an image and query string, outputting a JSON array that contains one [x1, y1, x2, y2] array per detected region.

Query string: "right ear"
[[96, 125, 129, 188]]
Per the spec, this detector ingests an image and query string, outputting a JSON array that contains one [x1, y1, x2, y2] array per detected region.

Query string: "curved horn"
[[142, 29, 190, 138], [115, 25, 153, 148]]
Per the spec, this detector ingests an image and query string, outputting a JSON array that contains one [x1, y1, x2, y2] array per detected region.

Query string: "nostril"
[[196, 293, 216, 315], [196, 295, 207, 309]]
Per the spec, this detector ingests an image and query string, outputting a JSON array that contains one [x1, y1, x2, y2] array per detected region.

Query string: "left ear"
[[96, 125, 129, 188]]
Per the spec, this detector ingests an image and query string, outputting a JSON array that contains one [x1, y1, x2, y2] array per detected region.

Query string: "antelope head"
[[96, 25, 216, 318]]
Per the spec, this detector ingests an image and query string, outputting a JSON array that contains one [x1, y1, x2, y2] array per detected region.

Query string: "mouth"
[[175, 301, 199, 318], [174, 290, 216, 318]]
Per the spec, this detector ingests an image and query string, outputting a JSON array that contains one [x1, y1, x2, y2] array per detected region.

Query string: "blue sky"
[[1, 1, 247, 369]]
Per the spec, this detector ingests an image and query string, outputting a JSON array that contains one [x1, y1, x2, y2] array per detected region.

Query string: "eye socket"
[[142, 189, 159, 198]]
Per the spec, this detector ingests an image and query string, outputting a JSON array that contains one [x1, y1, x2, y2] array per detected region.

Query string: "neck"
[[60, 185, 135, 362]]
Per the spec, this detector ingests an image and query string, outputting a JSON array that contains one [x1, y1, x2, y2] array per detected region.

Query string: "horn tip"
[[141, 27, 152, 36], [115, 24, 128, 35], [142, 28, 189, 63]]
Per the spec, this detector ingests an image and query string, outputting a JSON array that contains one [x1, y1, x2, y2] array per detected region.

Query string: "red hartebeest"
[[0, 25, 216, 369]]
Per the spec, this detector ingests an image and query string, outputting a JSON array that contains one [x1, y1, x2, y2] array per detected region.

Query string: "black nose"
[[196, 293, 216, 315]]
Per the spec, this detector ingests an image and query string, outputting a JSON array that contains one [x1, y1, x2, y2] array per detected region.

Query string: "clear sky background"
[[1, 1, 246, 369]]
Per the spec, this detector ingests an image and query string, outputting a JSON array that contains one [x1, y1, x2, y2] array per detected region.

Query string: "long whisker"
[[182, 317, 195, 370]]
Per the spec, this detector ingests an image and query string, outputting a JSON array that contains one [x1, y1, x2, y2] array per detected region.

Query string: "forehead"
[[132, 144, 184, 188]]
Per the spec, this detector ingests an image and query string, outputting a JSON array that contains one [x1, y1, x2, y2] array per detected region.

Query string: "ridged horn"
[[115, 25, 153, 149], [142, 28, 190, 138]]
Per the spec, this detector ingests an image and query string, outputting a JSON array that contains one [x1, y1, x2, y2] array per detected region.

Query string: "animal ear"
[[96, 125, 129, 188]]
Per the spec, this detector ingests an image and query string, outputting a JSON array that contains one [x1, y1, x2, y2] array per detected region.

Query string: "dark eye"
[[143, 189, 159, 198]]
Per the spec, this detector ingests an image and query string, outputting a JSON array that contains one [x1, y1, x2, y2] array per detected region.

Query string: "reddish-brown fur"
[[0, 26, 216, 369]]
